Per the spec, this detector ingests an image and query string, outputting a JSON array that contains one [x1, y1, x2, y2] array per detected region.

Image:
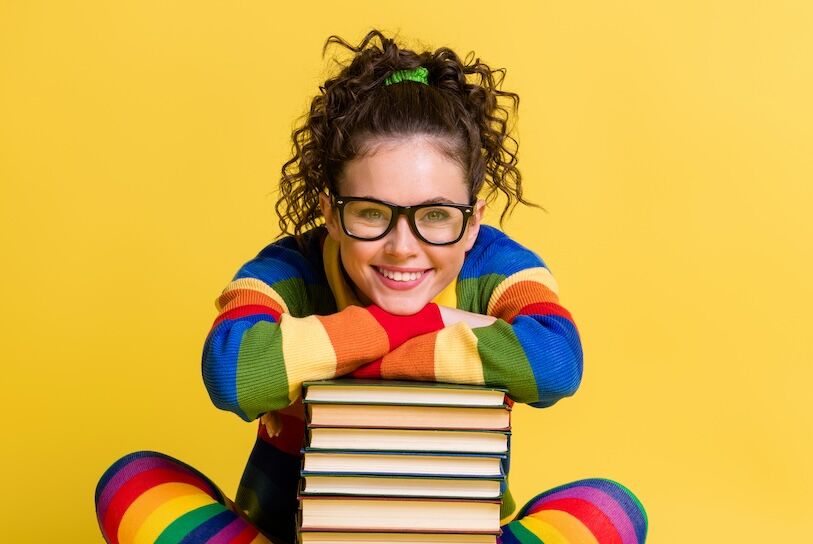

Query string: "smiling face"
[[320, 135, 485, 315]]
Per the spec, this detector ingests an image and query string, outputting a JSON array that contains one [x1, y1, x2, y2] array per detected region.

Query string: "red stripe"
[[532, 498, 622, 544], [101, 467, 218, 544], [366, 304, 444, 350], [211, 305, 281, 329], [350, 357, 383, 379], [517, 302, 573, 322], [230, 524, 260, 544]]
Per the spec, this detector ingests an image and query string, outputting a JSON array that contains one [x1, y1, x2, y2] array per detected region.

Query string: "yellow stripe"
[[486, 267, 559, 315], [280, 314, 338, 402], [322, 236, 362, 311], [434, 323, 484, 385], [219, 278, 289, 314], [529, 509, 599, 544], [518, 515, 569, 544], [121, 483, 215, 544]]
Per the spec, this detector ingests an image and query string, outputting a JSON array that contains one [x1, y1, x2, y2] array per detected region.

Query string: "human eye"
[[418, 207, 452, 223], [358, 208, 382, 219], [348, 202, 390, 223], [361, 208, 390, 222]]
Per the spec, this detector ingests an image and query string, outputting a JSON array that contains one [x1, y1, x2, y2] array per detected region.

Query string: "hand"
[[437, 305, 497, 329], [260, 411, 282, 437]]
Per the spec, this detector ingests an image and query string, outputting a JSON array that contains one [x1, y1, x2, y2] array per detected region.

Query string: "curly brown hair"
[[276, 29, 535, 237]]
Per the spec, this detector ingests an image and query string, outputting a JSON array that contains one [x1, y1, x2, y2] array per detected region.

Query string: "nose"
[[383, 215, 420, 258]]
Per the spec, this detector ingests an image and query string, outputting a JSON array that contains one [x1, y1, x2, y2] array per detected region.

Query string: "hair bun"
[[384, 66, 429, 86]]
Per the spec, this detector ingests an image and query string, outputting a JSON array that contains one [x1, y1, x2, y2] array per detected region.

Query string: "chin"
[[373, 296, 430, 316]]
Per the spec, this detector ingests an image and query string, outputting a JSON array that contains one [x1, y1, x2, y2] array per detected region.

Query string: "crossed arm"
[[202, 231, 582, 421]]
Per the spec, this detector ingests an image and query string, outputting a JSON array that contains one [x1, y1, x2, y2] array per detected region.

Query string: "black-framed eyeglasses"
[[333, 195, 475, 246]]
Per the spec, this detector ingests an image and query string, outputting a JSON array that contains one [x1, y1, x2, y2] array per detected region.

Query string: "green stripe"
[[271, 278, 334, 315], [505, 519, 545, 543], [271, 277, 313, 317], [237, 320, 289, 417], [456, 274, 506, 314], [473, 321, 537, 403], [155, 503, 224, 544]]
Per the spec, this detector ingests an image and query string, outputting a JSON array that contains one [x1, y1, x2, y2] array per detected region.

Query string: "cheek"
[[432, 246, 466, 275], [340, 240, 375, 275]]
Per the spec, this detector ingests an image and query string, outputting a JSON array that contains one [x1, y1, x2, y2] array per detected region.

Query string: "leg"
[[233, 419, 303, 544], [499, 479, 648, 544], [95, 451, 277, 544]]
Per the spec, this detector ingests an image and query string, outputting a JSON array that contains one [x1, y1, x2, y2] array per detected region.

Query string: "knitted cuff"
[[366, 303, 444, 351]]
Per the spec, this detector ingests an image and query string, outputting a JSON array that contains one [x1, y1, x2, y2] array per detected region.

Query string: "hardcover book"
[[298, 496, 502, 533], [305, 403, 510, 431], [300, 473, 505, 499], [306, 427, 510, 454], [302, 380, 509, 407], [301, 450, 507, 478]]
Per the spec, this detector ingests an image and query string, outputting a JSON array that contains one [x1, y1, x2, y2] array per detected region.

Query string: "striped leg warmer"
[[95, 451, 274, 544], [499, 479, 648, 544]]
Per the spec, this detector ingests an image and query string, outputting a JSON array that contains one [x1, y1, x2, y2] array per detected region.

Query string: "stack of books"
[[297, 379, 512, 544]]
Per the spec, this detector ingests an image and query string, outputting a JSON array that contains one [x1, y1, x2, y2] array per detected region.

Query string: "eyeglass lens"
[[342, 200, 466, 244]]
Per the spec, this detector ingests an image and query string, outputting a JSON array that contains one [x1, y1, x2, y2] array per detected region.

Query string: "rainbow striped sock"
[[499, 478, 648, 544], [95, 451, 273, 544]]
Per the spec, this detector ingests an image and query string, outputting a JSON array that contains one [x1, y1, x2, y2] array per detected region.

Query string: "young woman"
[[96, 30, 648, 544]]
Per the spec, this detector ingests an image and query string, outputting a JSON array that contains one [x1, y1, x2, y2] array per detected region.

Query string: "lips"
[[377, 268, 424, 282], [373, 266, 431, 289]]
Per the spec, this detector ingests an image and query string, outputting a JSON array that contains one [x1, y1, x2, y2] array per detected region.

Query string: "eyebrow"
[[359, 195, 459, 205]]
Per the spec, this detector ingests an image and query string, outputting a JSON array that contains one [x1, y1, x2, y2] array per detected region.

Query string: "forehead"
[[339, 136, 469, 204]]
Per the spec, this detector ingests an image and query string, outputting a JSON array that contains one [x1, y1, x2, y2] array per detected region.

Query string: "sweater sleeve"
[[378, 228, 583, 408], [202, 235, 445, 421]]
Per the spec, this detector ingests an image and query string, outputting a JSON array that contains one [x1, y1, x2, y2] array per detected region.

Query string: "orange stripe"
[[216, 288, 284, 315], [529, 509, 600, 544], [216, 278, 289, 314], [490, 281, 559, 322], [132, 492, 217, 543], [318, 307, 390, 375], [380, 332, 437, 380], [117, 482, 211, 543]]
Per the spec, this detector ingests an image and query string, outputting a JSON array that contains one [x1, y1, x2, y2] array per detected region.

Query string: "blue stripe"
[[460, 226, 546, 280], [202, 315, 275, 421], [178, 508, 236, 543], [498, 523, 527, 544], [244, 237, 324, 286], [512, 314, 583, 407]]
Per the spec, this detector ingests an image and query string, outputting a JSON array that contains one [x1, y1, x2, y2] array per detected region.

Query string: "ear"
[[463, 199, 486, 251], [319, 192, 342, 241]]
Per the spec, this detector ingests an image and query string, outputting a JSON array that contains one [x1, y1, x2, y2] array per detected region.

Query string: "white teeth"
[[378, 268, 423, 282]]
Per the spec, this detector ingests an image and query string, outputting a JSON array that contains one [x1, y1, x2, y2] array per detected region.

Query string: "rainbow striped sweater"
[[202, 225, 583, 542]]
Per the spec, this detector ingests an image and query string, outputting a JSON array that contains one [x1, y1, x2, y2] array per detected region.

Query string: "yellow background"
[[2, 1, 811, 541]]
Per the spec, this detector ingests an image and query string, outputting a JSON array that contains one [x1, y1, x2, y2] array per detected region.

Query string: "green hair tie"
[[384, 66, 429, 86]]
